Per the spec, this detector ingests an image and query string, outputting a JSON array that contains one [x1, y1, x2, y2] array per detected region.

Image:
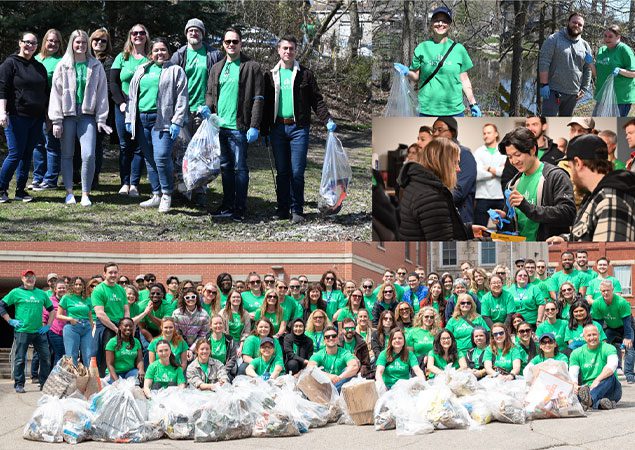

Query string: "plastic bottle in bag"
[[318, 132, 352, 215], [182, 114, 222, 191], [593, 75, 620, 117], [383, 68, 418, 117]]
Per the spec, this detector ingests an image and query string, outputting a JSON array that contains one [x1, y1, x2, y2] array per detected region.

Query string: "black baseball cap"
[[431, 6, 452, 23], [560, 134, 608, 161]]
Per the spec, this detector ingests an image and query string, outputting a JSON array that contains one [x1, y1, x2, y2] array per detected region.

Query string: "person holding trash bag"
[[538, 12, 593, 116], [126, 37, 188, 213], [393, 6, 481, 117], [308, 325, 359, 391], [143, 339, 186, 397], [426, 328, 467, 378], [186, 338, 228, 390], [245, 336, 285, 380], [0, 32, 48, 203], [0, 270, 55, 393], [104, 317, 144, 384], [49, 29, 111, 207], [483, 323, 522, 380], [262, 35, 336, 223], [203, 27, 264, 223], [592, 25, 635, 117]]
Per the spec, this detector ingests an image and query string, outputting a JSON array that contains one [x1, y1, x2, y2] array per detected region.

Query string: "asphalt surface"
[[1, 377, 634, 449]]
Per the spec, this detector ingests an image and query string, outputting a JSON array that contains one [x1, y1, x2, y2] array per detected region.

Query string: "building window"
[[614, 265, 632, 295], [440, 242, 457, 267], [479, 242, 496, 266]]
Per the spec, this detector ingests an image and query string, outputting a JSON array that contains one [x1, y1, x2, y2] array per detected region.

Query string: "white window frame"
[[478, 242, 497, 266], [614, 265, 632, 296], [439, 242, 457, 268]]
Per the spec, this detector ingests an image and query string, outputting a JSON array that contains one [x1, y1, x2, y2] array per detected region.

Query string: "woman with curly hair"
[[172, 286, 210, 347], [254, 288, 286, 338], [407, 306, 440, 368]]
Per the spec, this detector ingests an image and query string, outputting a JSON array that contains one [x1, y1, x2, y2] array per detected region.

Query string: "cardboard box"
[[341, 379, 378, 425], [297, 370, 334, 404]]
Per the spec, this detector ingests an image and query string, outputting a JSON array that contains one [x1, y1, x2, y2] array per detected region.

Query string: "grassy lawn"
[[0, 127, 371, 241]]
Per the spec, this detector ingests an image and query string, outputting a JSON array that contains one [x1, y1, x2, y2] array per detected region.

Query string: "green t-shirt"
[[2, 287, 52, 333], [445, 315, 490, 353], [217, 59, 240, 129], [480, 290, 516, 323], [59, 293, 91, 320], [309, 347, 355, 375], [210, 335, 227, 364], [591, 294, 632, 329], [241, 291, 264, 313], [128, 300, 143, 320], [364, 294, 376, 321], [277, 67, 294, 118], [105, 336, 141, 374], [483, 345, 522, 372], [467, 346, 487, 369], [139, 289, 150, 303], [515, 163, 544, 241], [564, 321, 606, 346], [536, 319, 568, 348], [337, 307, 362, 324], [138, 63, 162, 112], [376, 349, 418, 388], [548, 270, 589, 296], [280, 296, 301, 322], [586, 277, 622, 299], [342, 338, 357, 354], [613, 159, 627, 170], [427, 350, 460, 379], [508, 284, 545, 325], [145, 360, 186, 388], [142, 299, 175, 334], [91, 282, 127, 323], [570, 342, 618, 386], [409, 39, 473, 116], [185, 46, 208, 111], [323, 290, 346, 320], [227, 312, 245, 341], [529, 352, 568, 366], [112, 52, 149, 96], [306, 330, 325, 352], [35, 55, 62, 88], [242, 335, 284, 364], [595, 42, 635, 104], [249, 356, 283, 376], [74, 61, 87, 105], [254, 310, 283, 334], [406, 327, 435, 358], [529, 278, 551, 301], [148, 336, 188, 362], [220, 292, 229, 309]]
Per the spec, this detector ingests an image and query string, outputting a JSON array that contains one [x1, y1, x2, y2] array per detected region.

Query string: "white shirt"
[[473, 145, 507, 200]]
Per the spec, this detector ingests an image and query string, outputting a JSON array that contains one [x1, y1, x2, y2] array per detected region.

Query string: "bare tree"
[[402, 0, 415, 65], [299, 0, 345, 59], [509, 0, 528, 115], [348, 0, 360, 58]]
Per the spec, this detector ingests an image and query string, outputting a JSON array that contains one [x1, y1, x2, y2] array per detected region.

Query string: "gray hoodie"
[[538, 28, 592, 95]]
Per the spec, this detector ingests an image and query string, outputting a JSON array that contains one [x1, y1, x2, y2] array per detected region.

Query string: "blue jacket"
[[453, 143, 476, 224]]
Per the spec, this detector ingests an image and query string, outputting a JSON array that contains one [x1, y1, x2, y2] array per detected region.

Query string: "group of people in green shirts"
[[1, 251, 631, 409]]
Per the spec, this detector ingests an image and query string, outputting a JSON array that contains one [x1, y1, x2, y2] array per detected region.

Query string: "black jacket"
[[398, 162, 472, 241], [501, 136, 561, 189], [371, 301, 397, 328], [339, 333, 372, 378], [171, 43, 223, 74], [0, 54, 48, 117], [282, 332, 314, 367], [262, 61, 331, 135], [502, 162, 576, 240], [454, 144, 477, 224], [205, 53, 264, 131]]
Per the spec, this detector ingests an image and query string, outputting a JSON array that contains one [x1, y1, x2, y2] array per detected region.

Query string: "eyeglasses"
[[249, 280, 261, 284], [363, 285, 373, 289], [205, 289, 217, 294], [540, 340, 555, 345], [460, 301, 472, 306], [384, 290, 394, 294], [267, 295, 278, 299], [399, 307, 410, 311], [423, 315, 434, 319], [496, 271, 506, 275], [324, 334, 338, 339], [325, 277, 335, 281], [224, 39, 240, 45], [440, 336, 452, 341], [264, 279, 275, 284], [382, 317, 394, 322], [118, 280, 129, 285], [300, 280, 308, 284], [492, 331, 505, 337], [344, 327, 355, 332], [289, 285, 300, 289], [93, 38, 108, 44], [150, 292, 163, 297], [184, 295, 197, 301], [351, 294, 363, 298], [397, 271, 406, 276], [517, 274, 528, 278], [432, 127, 450, 133], [131, 30, 146, 37], [147, 278, 156, 282], [561, 288, 573, 292], [518, 329, 531, 334], [544, 307, 556, 312], [278, 286, 288, 290]]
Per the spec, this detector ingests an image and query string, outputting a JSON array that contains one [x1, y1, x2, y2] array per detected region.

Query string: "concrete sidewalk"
[[1, 378, 633, 449]]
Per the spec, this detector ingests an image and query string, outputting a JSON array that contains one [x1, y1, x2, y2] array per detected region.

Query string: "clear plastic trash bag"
[[318, 132, 352, 215], [193, 389, 254, 442], [182, 114, 221, 191], [593, 75, 620, 117], [383, 67, 418, 117], [23, 395, 65, 443], [147, 387, 211, 439], [524, 361, 585, 420], [173, 125, 193, 196], [417, 385, 473, 430]]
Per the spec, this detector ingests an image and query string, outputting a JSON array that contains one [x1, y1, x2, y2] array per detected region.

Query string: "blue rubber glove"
[[125, 123, 132, 134], [504, 188, 516, 221], [539, 84, 550, 100], [584, 52, 593, 64], [246, 127, 259, 143], [8, 319, 22, 328], [487, 209, 510, 231], [613, 67, 621, 77], [169, 123, 181, 140], [393, 63, 409, 76], [326, 120, 337, 132], [470, 104, 482, 117], [197, 105, 211, 119], [38, 325, 50, 335]]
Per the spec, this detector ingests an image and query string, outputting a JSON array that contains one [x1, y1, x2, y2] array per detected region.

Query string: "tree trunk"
[[537, 1, 546, 114], [631, 0, 635, 29], [509, 0, 528, 115], [348, 0, 360, 58], [402, 0, 415, 65], [299, 0, 345, 59]]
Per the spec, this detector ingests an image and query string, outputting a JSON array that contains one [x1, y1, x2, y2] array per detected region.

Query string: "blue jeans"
[[63, 319, 92, 366], [270, 123, 310, 214], [542, 91, 577, 116], [61, 112, 96, 192], [618, 104, 632, 117], [219, 128, 249, 211], [138, 112, 175, 195], [334, 376, 352, 393], [106, 368, 139, 384], [115, 106, 142, 186], [590, 375, 622, 409], [0, 114, 44, 192], [605, 326, 635, 381], [48, 330, 65, 368], [93, 130, 107, 188], [13, 331, 50, 388]]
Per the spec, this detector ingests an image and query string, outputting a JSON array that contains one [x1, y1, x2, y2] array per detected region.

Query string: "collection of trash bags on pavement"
[[24, 359, 585, 444]]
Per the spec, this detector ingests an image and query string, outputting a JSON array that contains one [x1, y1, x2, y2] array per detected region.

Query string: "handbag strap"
[[419, 42, 457, 89]]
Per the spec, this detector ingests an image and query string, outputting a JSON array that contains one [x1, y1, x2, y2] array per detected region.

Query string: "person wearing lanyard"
[[308, 326, 359, 391], [305, 309, 331, 353], [186, 338, 228, 390], [246, 337, 284, 380], [57, 276, 93, 366], [320, 270, 345, 320], [508, 268, 545, 328]]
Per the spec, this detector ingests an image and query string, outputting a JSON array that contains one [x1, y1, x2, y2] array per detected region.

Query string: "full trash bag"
[[42, 356, 79, 398], [593, 75, 620, 117], [182, 114, 221, 191], [383, 68, 418, 117], [89, 378, 163, 443], [173, 125, 193, 197], [148, 387, 211, 439], [318, 132, 352, 215], [193, 389, 255, 442], [417, 385, 473, 430], [23, 395, 65, 443], [524, 360, 585, 420], [61, 397, 94, 444]]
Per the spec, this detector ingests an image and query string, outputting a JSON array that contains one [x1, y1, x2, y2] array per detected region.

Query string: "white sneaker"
[[80, 195, 92, 207], [65, 193, 76, 205], [158, 194, 171, 213], [118, 184, 129, 195], [140, 195, 161, 207], [128, 185, 139, 197]]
